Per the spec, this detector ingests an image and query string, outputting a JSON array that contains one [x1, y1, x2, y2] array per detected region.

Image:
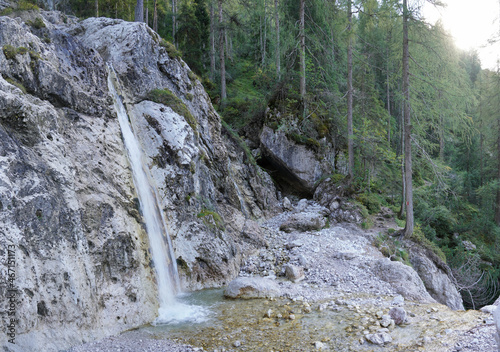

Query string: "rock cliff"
[[0, 9, 278, 351]]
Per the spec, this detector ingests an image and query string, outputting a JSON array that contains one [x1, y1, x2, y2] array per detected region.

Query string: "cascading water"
[[107, 64, 207, 324]]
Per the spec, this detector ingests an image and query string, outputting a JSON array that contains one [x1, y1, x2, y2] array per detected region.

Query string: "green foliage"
[[374, 233, 411, 266], [197, 209, 224, 231], [5, 77, 27, 94], [18, 0, 39, 11], [160, 39, 182, 60], [2, 45, 17, 60], [409, 226, 447, 264], [0, 7, 14, 16], [356, 193, 382, 215], [147, 88, 197, 132], [26, 17, 45, 29]]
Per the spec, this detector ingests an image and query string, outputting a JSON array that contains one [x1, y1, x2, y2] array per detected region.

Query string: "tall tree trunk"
[[439, 91, 444, 161], [153, 0, 158, 32], [225, 29, 232, 61], [262, 0, 267, 66], [299, 0, 306, 107], [386, 41, 391, 146], [145, 5, 149, 26], [496, 117, 500, 225], [347, 0, 354, 179], [172, 0, 177, 46], [96, 0, 99, 17], [219, 0, 227, 103], [402, 0, 413, 237], [135, 0, 143, 22], [275, 0, 280, 79], [210, 3, 216, 80]]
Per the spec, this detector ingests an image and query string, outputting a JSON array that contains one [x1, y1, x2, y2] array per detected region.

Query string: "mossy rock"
[[5, 77, 27, 94], [3, 45, 17, 60], [26, 17, 45, 29], [197, 209, 224, 231], [160, 39, 182, 59], [147, 88, 197, 132]]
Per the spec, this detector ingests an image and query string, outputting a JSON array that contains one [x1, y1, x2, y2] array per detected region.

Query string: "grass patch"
[[409, 225, 447, 263], [197, 209, 224, 231], [375, 233, 411, 266], [188, 71, 198, 83], [3, 45, 17, 60], [288, 133, 321, 151], [5, 77, 27, 94], [18, 0, 39, 11], [160, 39, 182, 59], [356, 192, 382, 215], [147, 88, 197, 132], [26, 17, 45, 29], [0, 7, 14, 16]]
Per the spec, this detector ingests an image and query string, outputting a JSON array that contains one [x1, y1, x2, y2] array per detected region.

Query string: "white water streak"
[[107, 64, 187, 322]]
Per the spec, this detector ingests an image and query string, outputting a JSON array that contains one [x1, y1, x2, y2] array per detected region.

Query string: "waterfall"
[[107, 64, 206, 324]]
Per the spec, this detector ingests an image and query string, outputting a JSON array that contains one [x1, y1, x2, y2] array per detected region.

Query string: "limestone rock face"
[[0, 11, 278, 351], [259, 126, 329, 194], [408, 245, 464, 310]]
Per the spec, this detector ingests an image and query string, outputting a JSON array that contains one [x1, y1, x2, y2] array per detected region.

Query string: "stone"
[[233, 340, 241, 347], [224, 277, 281, 299], [462, 240, 477, 251], [241, 219, 268, 248], [391, 295, 404, 306], [380, 315, 393, 328], [296, 199, 309, 212], [365, 332, 392, 345], [259, 126, 331, 193], [388, 307, 407, 325], [480, 305, 497, 314], [284, 264, 305, 283], [408, 245, 464, 310], [314, 341, 326, 350], [283, 197, 293, 211], [280, 212, 327, 233], [373, 259, 436, 303]]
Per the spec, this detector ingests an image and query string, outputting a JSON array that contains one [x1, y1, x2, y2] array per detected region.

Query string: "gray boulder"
[[259, 126, 330, 193], [389, 307, 407, 325], [224, 277, 281, 299], [280, 212, 327, 233], [409, 245, 464, 310], [366, 332, 392, 345], [284, 264, 305, 283], [373, 259, 435, 303]]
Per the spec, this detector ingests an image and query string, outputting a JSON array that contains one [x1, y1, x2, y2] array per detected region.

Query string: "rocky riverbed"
[[68, 199, 499, 352]]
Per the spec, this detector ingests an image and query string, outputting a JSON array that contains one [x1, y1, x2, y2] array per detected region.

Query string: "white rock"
[[224, 277, 281, 299], [284, 264, 305, 283], [480, 305, 497, 314], [365, 332, 392, 345]]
